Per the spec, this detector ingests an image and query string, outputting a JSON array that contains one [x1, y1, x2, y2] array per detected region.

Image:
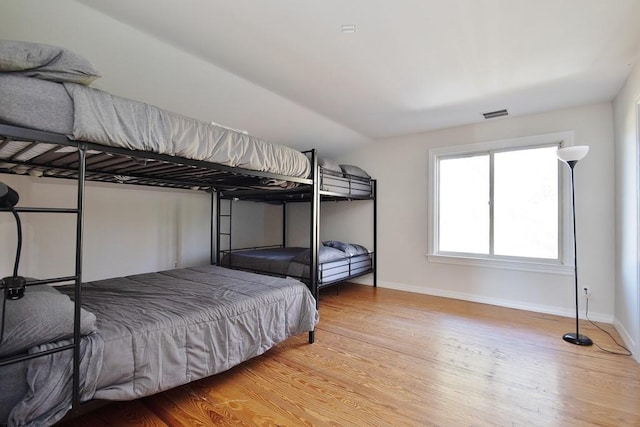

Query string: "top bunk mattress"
[[0, 74, 310, 180]]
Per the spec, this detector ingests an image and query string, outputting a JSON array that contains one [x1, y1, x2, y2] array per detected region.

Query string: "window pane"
[[494, 147, 558, 259], [439, 156, 489, 254]]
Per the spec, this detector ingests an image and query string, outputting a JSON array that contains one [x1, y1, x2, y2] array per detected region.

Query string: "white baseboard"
[[373, 279, 614, 324], [613, 318, 638, 362]]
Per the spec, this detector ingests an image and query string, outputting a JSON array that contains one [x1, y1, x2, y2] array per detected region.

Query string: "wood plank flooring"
[[59, 284, 640, 426]]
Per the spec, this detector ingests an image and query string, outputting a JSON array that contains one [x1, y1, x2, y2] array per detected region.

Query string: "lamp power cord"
[[0, 293, 6, 346], [585, 297, 632, 356]]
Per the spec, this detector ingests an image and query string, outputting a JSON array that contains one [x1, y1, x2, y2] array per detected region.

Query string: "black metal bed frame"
[[0, 122, 375, 419], [215, 168, 378, 292]]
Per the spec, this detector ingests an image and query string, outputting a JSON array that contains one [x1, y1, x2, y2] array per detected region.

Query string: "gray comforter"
[[7, 334, 104, 427], [4, 265, 318, 426]]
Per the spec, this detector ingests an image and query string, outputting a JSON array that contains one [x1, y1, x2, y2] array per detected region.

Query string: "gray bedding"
[[0, 73, 73, 135], [1, 265, 318, 426], [0, 74, 311, 181], [221, 246, 373, 285], [7, 334, 104, 427], [221, 247, 305, 276]]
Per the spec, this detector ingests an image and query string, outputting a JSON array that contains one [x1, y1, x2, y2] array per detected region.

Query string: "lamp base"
[[562, 332, 593, 346], [2, 276, 26, 300]]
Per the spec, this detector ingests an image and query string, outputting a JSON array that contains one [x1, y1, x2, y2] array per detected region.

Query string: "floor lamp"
[[556, 146, 592, 346]]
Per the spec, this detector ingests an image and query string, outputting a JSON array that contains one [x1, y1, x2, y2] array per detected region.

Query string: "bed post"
[[282, 201, 287, 247], [308, 149, 320, 344], [211, 191, 216, 265], [373, 179, 377, 287], [72, 143, 87, 410]]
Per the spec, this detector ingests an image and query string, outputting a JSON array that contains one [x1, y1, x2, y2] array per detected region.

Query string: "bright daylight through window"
[[436, 145, 559, 262]]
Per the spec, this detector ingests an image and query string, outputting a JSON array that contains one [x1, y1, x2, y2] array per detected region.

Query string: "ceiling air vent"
[[341, 24, 356, 33], [482, 109, 509, 119]]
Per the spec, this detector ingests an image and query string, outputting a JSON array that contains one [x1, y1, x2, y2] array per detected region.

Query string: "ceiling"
[[77, 0, 640, 154]]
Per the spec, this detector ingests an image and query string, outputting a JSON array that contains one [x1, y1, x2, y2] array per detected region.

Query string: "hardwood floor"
[[59, 284, 640, 426]]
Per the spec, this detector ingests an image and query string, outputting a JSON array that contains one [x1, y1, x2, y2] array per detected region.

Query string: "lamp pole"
[[557, 147, 592, 346]]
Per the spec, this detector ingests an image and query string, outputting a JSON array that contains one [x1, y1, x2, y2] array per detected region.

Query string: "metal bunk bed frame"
[[0, 122, 321, 418], [215, 154, 378, 292]]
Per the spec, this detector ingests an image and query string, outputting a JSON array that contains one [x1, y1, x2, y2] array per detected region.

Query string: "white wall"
[[278, 201, 375, 249], [333, 103, 616, 322], [219, 200, 271, 250], [0, 175, 211, 282], [613, 61, 640, 361]]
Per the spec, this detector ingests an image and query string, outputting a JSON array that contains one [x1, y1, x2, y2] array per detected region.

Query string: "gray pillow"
[[0, 284, 97, 357], [324, 240, 369, 257], [318, 158, 342, 173], [0, 40, 101, 85], [293, 246, 347, 264], [344, 243, 369, 256], [323, 240, 349, 252], [339, 164, 370, 178]]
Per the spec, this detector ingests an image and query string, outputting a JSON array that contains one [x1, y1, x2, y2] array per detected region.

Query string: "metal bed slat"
[[25, 144, 68, 163], [51, 151, 81, 167], [0, 137, 11, 151], [157, 165, 229, 178], [111, 160, 181, 175], [83, 153, 132, 168], [7, 141, 39, 161], [70, 153, 132, 169]]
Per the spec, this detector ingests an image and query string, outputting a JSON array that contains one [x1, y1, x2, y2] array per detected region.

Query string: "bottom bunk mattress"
[[0, 265, 318, 426], [220, 244, 373, 287], [220, 247, 304, 276]]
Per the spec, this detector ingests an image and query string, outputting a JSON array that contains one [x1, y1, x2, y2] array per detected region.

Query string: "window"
[[429, 132, 573, 273]]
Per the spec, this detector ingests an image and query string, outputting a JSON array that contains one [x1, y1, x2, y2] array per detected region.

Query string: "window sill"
[[427, 254, 574, 275]]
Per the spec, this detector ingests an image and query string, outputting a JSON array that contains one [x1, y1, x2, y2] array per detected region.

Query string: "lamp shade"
[[556, 146, 589, 163]]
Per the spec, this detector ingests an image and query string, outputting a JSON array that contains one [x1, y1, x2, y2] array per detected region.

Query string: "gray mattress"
[[0, 74, 310, 180], [221, 246, 373, 286], [0, 74, 73, 135], [221, 247, 304, 276], [0, 265, 318, 426]]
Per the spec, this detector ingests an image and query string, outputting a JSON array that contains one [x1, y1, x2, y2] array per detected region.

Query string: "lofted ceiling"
[[77, 0, 640, 154]]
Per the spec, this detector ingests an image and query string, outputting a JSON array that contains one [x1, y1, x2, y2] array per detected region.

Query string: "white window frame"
[[428, 131, 575, 275]]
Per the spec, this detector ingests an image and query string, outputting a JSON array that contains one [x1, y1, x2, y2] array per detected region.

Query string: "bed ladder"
[[215, 196, 232, 264], [0, 143, 87, 412]]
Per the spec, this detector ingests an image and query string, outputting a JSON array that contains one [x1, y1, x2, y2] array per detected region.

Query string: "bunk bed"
[[217, 163, 378, 289], [0, 41, 338, 426]]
